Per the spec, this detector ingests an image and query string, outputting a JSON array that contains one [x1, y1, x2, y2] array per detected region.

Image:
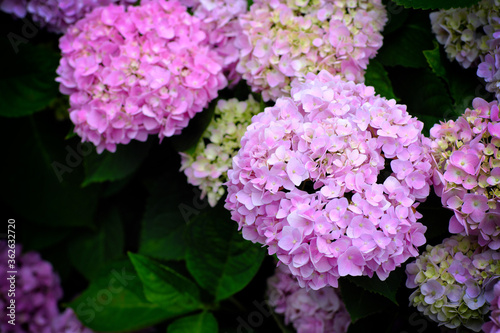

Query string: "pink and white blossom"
[[225, 70, 433, 289], [430, 98, 500, 249], [179, 0, 247, 85], [406, 235, 500, 331], [235, 0, 387, 101], [56, 0, 227, 153]]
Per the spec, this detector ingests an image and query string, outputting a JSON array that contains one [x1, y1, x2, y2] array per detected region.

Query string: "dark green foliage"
[[394, 0, 481, 10], [186, 207, 266, 301]]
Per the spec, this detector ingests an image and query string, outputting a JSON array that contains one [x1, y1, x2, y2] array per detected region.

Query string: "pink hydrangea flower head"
[[430, 98, 500, 249], [267, 264, 350, 333], [56, 0, 227, 153], [180, 95, 261, 207], [430, 0, 500, 69], [0, 0, 137, 34], [0, 241, 63, 333], [235, 0, 387, 101], [225, 70, 434, 289], [179, 0, 247, 85], [406, 235, 500, 332]]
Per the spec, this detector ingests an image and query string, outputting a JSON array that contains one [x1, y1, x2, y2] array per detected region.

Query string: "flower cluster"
[[406, 235, 500, 331], [0, 241, 62, 333], [430, 98, 500, 249], [235, 0, 387, 101], [267, 264, 350, 333], [484, 280, 500, 333], [56, 0, 227, 153], [0, 0, 136, 34], [225, 70, 433, 289], [0, 0, 28, 18], [180, 95, 261, 207], [430, 0, 500, 69], [477, 19, 500, 101], [179, 0, 247, 85]]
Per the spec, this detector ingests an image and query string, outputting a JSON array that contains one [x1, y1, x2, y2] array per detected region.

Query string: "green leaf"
[[393, 0, 480, 10], [346, 311, 397, 333], [423, 41, 485, 118], [377, 13, 434, 68], [167, 312, 218, 333], [68, 207, 124, 280], [364, 60, 398, 101], [69, 259, 173, 332], [345, 268, 404, 305], [446, 71, 481, 118], [0, 112, 99, 227], [339, 278, 395, 323], [423, 41, 447, 79], [390, 68, 454, 134], [128, 253, 202, 313], [82, 139, 151, 187], [186, 207, 266, 302], [0, 37, 59, 117], [18, 223, 72, 251], [381, 1, 410, 35], [139, 173, 206, 261]]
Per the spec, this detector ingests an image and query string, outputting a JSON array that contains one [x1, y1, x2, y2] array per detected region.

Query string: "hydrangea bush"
[[180, 95, 261, 207], [235, 0, 387, 101], [406, 235, 500, 331], [0, 0, 137, 33], [225, 70, 433, 289], [430, 0, 500, 68], [56, 0, 227, 153], [5, 0, 500, 332], [430, 98, 500, 249], [267, 264, 350, 333]]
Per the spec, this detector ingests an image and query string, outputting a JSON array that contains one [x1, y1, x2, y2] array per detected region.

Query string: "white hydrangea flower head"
[[180, 95, 261, 206]]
